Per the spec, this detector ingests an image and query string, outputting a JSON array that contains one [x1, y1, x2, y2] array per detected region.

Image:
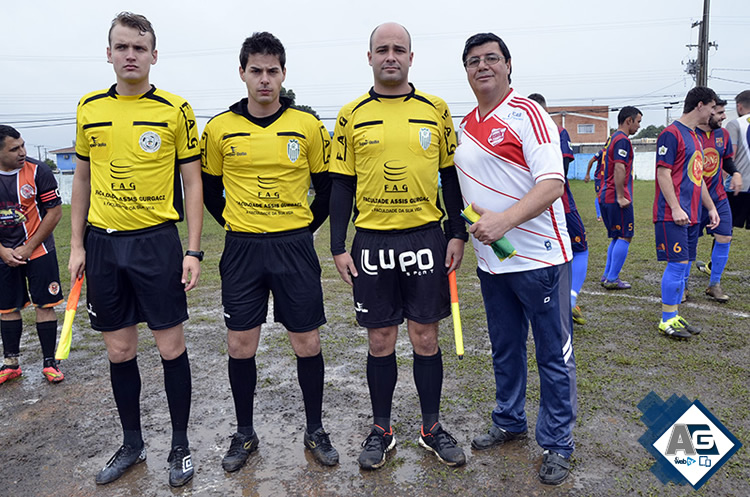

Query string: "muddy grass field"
[[1, 181, 748, 497]]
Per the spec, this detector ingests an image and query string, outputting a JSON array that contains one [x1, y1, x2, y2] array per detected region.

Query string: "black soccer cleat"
[[222, 431, 259, 473], [167, 445, 194, 487], [95, 444, 147, 485], [303, 427, 339, 466]]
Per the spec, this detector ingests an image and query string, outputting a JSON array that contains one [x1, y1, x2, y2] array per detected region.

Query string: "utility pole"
[[697, 0, 710, 86], [686, 0, 717, 86]]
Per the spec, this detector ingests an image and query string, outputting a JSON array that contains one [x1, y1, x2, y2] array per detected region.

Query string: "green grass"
[[39, 180, 750, 495]]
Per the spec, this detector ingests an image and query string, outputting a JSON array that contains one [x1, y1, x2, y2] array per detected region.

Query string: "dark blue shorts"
[[600, 202, 634, 239], [654, 221, 700, 262], [351, 223, 450, 328], [220, 228, 325, 333], [0, 250, 63, 313], [565, 210, 587, 253], [700, 197, 733, 237], [85, 223, 188, 332]]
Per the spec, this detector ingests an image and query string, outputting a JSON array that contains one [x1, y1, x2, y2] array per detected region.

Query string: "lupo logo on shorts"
[[360, 248, 434, 276]]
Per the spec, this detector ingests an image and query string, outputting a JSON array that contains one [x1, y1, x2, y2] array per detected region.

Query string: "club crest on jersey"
[[287, 139, 300, 163], [20, 184, 36, 199], [48, 281, 60, 295], [139, 131, 161, 153], [618, 149, 627, 158], [418, 127, 431, 150], [715, 136, 724, 148], [659, 145, 668, 156], [488, 128, 506, 146]]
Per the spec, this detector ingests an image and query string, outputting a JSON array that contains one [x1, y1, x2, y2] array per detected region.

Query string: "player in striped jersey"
[[527, 93, 589, 325], [599, 107, 641, 290], [693, 98, 742, 302], [653, 87, 719, 339], [455, 33, 575, 486], [0, 125, 64, 385], [584, 146, 606, 220]]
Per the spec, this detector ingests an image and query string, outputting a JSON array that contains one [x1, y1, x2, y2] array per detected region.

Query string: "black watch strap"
[[185, 250, 204, 261]]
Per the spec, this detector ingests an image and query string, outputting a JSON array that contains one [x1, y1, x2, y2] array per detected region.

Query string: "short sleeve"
[[656, 130, 679, 170], [200, 120, 224, 176], [612, 138, 631, 163], [329, 107, 355, 176], [75, 98, 90, 161], [175, 100, 200, 163], [307, 120, 331, 174], [437, 99, 457, 169]]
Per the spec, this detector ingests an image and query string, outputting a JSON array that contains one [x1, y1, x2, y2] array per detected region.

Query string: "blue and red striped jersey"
[[653, 121, 705, 224], [697, 127, 733, 203], [599, 131, 633, 204]]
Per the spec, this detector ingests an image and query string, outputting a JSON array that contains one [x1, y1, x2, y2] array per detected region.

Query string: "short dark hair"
[[527, 93, 546, 108], [715, 98, 728, 107], [240, 32, 285, 70], [683, 86, 717, 114], [735, 90, 750, 107], [109, 12, 156, 51], [369, 23, 412, 51], [617, 106, 642, 125], [462, 33, 512, 84], [0, 125, 21, 150]]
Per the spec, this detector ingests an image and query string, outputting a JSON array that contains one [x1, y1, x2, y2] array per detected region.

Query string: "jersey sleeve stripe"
[[536, 172, 565, 182], [521, 100, 552, 143], [508, 102, 542, 144], [508, 99, 551, 144], [176, 154, 201, 165]]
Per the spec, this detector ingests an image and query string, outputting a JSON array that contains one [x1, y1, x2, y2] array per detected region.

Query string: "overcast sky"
[[2, 0, 748, 158]]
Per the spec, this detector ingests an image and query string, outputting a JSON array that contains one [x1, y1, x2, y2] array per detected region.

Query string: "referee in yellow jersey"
[[201, 32, 338, 471], [69, 12, 202, 488], [330, 22, 467, 470]]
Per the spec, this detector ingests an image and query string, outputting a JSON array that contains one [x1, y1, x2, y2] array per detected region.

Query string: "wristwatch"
[[185, 250, 204, 261]]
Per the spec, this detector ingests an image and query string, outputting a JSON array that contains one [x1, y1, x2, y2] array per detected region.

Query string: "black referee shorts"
[[350, 222, 450, 329], [85, 223, 188, 332], [220, 228, 325, 333], [728, 192, 750, 229]]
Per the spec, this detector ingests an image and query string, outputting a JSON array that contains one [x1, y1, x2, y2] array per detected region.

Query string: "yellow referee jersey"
[[75, 85, 200, 231], [330, 84, 456, 231], [201, 99, 330, 233]]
